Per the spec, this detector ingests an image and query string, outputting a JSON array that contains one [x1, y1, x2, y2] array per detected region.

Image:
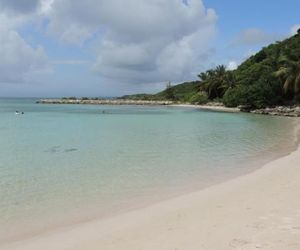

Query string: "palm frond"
[[283, 76, 294, 93], [295, 73, 300, 94], [274, 67, 289, 77]]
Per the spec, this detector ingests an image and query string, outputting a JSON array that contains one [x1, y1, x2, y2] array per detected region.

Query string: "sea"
[[0, 98, 298, 244]]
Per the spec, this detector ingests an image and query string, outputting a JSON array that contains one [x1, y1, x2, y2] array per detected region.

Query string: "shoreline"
[[37, 98, 240, 113], [37, 98, 300, 116], [36, 98, 174, 105], [170, 103, 240, 113], [2, 122, 300, 249]]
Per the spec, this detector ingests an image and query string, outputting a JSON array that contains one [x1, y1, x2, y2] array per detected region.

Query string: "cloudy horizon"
[[0, 0, 299, 97]]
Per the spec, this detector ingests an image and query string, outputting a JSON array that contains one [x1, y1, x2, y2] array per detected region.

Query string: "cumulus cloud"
[[290, 24, 300, 35], [232, 28, 283, 47], [0, 27, 48, 83], [0, 0, 217, 85], [46, 0, 217, 83], [0, 2, 50, 84]]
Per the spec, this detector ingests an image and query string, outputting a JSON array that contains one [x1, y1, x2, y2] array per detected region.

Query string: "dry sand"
[[171, 104, 240, 113], [3, 141, 300, 250]]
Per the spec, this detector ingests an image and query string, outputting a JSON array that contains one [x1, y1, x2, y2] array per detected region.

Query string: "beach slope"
[[3, 146, 300, 250]]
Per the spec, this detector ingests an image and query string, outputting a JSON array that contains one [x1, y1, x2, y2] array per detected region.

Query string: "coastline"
[[2, 122, 300, 250], [37, 99, 300, 116], [37, 99, 173, 105], [170, 103, 240, 113], [37, 99, 239, 112]]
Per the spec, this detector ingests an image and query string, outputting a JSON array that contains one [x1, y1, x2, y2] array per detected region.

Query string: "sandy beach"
[[2, 124, 300, 250], [171, 104, 240, 113]]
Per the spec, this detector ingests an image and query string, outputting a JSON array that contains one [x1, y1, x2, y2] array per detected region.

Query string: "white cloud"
[[46, 0, 217, 83], [0, 0, 218, 86], [290, 24, 300, 35], [232, 28, 283, 46], [0, 28, 49, 83], [39, 0, 54, 15], [227, 61, 238, 70], [0, 4, 50, 84]]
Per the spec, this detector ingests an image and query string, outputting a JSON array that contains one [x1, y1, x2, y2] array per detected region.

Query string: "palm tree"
[[198, 65, 236, 99], [275, 54, 300, 95], [197, 72, 208, 81]]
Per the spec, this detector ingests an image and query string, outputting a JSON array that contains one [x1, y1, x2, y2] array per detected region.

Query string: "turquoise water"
[[0, 98, 297, 243]]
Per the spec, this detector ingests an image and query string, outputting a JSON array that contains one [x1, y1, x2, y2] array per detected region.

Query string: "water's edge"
[[2, 118, 299, 247], [0, 99, 300, 245]]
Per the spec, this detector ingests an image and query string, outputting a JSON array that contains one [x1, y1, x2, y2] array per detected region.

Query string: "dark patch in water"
[[45, 146, 78, 153], [64, 148, 78, 153]]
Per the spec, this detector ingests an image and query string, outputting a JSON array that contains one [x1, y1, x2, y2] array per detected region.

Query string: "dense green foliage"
[[123, 31, 300, 108], [62, 97, 77, 100], [189, 91, 208, 104], [198, 65, 236, 99], [223, 30, 300, 108], [120, 93, 157, 100], [122, 81, 201, 103]]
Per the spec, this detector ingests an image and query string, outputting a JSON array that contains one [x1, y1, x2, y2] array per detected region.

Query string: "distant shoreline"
[[37, 98, 239, 113], [37, 98, 173, 106], [37, 98, 300, 116]]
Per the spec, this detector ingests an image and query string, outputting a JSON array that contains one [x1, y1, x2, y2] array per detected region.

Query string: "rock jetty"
[[37, 99, 173, 106]]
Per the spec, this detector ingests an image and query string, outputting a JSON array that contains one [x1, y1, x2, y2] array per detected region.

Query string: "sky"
[[0, 0, 299, 97]]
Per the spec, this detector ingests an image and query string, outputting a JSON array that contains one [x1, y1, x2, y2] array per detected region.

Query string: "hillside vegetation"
[[122, 81, 201, 102], [123, 30, 300, 108]]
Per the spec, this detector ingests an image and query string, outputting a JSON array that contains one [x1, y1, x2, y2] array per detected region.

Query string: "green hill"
[[123, 29, 300, 108], [121, 81, 202, 103]]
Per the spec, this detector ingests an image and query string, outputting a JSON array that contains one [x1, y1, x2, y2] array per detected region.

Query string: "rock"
[[294, 107, 300, 115], [37, 99, 174, 106], [249, 105, 300, 117], [238, 105, 253, 112]]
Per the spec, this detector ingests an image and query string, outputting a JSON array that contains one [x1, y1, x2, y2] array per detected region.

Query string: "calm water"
[[0, 98, 298, 243]]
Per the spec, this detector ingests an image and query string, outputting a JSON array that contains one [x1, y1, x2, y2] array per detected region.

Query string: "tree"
[[164, 81, 176, 100], [198, 65, 236, 99], [166, 81, 172, 89], [275, 54, 300, 96], [197, 72, 208, 81]]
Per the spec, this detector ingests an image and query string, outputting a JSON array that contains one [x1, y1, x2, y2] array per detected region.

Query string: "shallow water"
[[0, 98, 297, 243]]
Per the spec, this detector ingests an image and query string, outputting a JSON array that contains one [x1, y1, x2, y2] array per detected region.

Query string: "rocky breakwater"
[[37, 99, 174, 106], [250, 106, 300, 117]]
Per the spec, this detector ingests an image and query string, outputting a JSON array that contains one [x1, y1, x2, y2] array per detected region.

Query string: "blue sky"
[[0, 0, 299, 97], [207, 0, 299, 35]]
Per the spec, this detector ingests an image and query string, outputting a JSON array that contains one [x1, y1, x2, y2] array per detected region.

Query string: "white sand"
[[171, 104, 240, 113], [3, 145, 300, 249]]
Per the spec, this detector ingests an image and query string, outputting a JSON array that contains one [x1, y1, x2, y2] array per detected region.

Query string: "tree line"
[[193, 29, 300, 108]]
